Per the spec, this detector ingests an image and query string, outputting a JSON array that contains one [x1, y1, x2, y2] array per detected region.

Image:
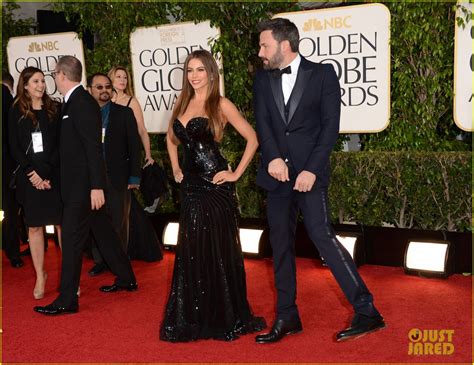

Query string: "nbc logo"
[[28, 41, 59, 52], [303, 16, 352, 32]]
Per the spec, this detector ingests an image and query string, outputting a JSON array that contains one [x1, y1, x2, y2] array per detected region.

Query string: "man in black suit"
[[34, 56, 137, 316], [253, 18, 384, 343], [86, 73, 141, 276], [2, 71, 24, 268]]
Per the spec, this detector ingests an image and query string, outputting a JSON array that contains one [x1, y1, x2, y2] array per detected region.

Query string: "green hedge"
[[154, 150, 471, 233], [328, 152, 471, 232]]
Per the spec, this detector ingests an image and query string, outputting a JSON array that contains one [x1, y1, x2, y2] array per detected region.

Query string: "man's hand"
[[293, 170, 316, 192], [91, 189, 105, 210], [268, 158, 289, 182]]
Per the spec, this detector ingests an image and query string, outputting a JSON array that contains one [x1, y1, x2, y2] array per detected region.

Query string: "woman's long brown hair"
[[14, 66, 57, 124], [170, 50, 224, 141]]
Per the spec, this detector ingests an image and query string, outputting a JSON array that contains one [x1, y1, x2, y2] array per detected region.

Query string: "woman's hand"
[[40, 179, 52, 190], [144, 155, 155, 167], [27, 170, 44, 188], [213, 167, 239, 185], [173, 168, 184, 183]]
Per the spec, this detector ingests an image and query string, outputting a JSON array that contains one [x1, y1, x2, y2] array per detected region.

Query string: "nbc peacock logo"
[[303, 16, 352, 32], [28, 41, 59, 52]]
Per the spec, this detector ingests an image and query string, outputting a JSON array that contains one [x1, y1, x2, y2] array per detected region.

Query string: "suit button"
[[285, 132, 290, 136]]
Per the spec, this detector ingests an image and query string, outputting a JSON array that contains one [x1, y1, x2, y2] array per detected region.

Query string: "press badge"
[[31, 132, 44, 153], [102, 128, 106, 143]]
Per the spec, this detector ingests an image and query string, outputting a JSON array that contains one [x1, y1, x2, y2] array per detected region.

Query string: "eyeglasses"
[[91, 84, 113, 90]]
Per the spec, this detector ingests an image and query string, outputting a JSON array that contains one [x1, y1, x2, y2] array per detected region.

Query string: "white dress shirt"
[[281, 54, 301, 105]]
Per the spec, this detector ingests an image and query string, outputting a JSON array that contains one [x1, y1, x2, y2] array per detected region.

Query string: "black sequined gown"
[[160, 117, 266, 342]]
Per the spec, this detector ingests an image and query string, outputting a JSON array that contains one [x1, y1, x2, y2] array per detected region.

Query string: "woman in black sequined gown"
[[160, 50, 266, 342]]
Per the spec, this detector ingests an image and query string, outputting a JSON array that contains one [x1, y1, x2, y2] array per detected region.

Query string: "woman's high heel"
[[33, 272, 47, 300]]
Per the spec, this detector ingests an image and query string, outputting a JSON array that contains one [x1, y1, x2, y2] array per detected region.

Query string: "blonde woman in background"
[[99, 66, 162, 267], [108, 66, 154, 166]]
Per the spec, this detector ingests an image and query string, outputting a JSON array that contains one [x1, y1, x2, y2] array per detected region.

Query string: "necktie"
[[272, 65, 291, 78]]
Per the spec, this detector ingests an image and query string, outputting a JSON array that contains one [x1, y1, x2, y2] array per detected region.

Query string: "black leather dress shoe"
[[99, 282, 138, 293], [10, 257, 24, 268], [336, 314, 385, 342], [255, 319, 302, 344], [88, 263, 107, 276], [34, 303, 79, 316]]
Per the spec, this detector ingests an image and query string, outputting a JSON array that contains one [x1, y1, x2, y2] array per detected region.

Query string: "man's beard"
[[262, 47, 284, 70], [100, 93, 111, 102]]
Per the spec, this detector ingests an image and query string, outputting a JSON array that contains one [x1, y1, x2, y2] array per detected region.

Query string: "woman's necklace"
[[114, 92, 128, 103]]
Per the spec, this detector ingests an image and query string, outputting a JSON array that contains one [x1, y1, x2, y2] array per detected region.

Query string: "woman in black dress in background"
[[160, 50, 265, 342], [8, 67, 62, 299]]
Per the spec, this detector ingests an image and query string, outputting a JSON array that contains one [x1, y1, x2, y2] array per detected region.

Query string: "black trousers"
[[266, 184, 379, 321], [57, 200, 136, 307], [2, 185, 21, 260], [92, 181, 131, 264]]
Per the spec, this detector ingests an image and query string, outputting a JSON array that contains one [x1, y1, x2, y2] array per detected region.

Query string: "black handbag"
[[9, 122, 38, 189], [8, 165, 20, 189]]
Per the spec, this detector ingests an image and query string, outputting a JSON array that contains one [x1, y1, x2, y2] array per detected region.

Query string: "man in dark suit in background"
[[253, 18, 385, 343], [2, 71, 24, 268], [34, 56, 137, 316], [86, 73, 141, 276]]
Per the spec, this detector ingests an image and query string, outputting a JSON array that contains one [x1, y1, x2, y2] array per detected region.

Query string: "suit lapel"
[[287, 58, 313, 125], [269, 73, 286, 124]]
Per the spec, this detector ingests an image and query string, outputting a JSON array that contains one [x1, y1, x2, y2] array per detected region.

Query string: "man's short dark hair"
[[56, 55, 82, 82], [87, 72, 112, 87], [2, 71, 14, 89], [257, 18, 300, 52]]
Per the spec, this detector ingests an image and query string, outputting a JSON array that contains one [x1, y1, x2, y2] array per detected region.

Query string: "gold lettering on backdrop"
[[27, 41, 59, 52], [159, 28, 186, 45], [303, 16, 352, 32]]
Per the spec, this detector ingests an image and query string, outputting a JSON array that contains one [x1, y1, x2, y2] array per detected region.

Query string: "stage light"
[[0, 210, 4, 221], [161, 222, 266, 256], [45, 225, 55, 234], [336, 234, 358, 260], [162, 222, 179, 246], [239, 228, 264, 255], [404, 240, 451, 278]]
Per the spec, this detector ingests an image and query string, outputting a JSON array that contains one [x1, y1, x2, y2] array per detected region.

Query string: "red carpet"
[[2, 243, 472, 363]]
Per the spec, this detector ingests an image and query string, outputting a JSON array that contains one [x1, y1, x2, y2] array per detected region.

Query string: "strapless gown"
[[160, 117, 266, 342]]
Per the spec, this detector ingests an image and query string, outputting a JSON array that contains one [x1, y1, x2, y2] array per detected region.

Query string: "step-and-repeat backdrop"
[[7, 4, 471, 133], [276, 4, 390, 133], [130, 21, 223, 133], [7, 32, 86, 100], [454, 3, 472, 132]]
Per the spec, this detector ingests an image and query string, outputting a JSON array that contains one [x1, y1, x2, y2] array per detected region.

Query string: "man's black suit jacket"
[[60, 86, 106, 203], [104, 102, 141, 190], [253, 56, 341, 192]]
